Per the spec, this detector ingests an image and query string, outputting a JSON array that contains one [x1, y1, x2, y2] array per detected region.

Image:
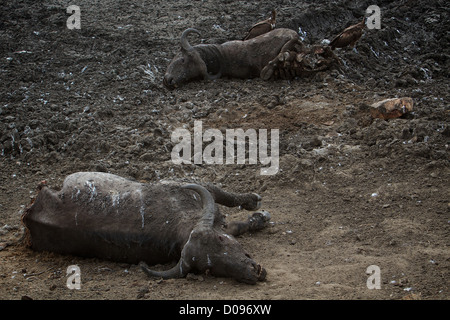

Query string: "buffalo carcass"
[[22, 172, 270, 284], [163, 27, 300, 89], [163, 28, 339, 88]]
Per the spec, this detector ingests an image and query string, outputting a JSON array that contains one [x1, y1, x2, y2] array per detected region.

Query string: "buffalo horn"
[[139, 260, 187, 279], [182, 184, 216, 227], [205, 70, 222, 80], [180, 28, 201, 52]]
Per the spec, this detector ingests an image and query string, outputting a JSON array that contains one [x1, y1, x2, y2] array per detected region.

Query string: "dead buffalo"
[[22, 172, 270, 284], [163, 27, 299, 89]]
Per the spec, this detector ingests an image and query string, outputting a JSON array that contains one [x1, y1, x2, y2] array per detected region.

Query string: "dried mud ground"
[[0, 0, 449, 300]]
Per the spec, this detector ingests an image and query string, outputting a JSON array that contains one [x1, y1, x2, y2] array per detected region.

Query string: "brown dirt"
[[0, 0, 449, 300]]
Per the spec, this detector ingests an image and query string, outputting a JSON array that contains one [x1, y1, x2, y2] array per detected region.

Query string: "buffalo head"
[[140, 184, 266, 284], [163, 28, 221, 89]]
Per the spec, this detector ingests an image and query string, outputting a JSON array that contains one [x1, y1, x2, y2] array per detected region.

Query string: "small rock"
[[136, 286, 149, 299], [186, 273, 198, 280], [186, 273, 204, 281], [370, 97, 413, 120], [139, 153, 154, 162]]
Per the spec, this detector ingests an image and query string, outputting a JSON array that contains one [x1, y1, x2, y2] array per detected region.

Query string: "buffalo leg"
[[279, 37, 303, 54], [261, 37, 305, 80], [225, 210, 271, 237], [260, 60, 277, 80], [203, 184, 261, 211]]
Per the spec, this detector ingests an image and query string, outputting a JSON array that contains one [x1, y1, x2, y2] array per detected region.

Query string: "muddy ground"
[[0, 0, 449, 300]]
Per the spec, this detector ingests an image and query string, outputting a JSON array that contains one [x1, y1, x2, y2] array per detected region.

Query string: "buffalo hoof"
[[260, 64, 274, 80], [241, 193, 262, 211], [248, 210, 271, 232]]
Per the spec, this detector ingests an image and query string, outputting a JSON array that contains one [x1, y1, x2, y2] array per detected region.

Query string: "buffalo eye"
[[181, 58, 185, 63]]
